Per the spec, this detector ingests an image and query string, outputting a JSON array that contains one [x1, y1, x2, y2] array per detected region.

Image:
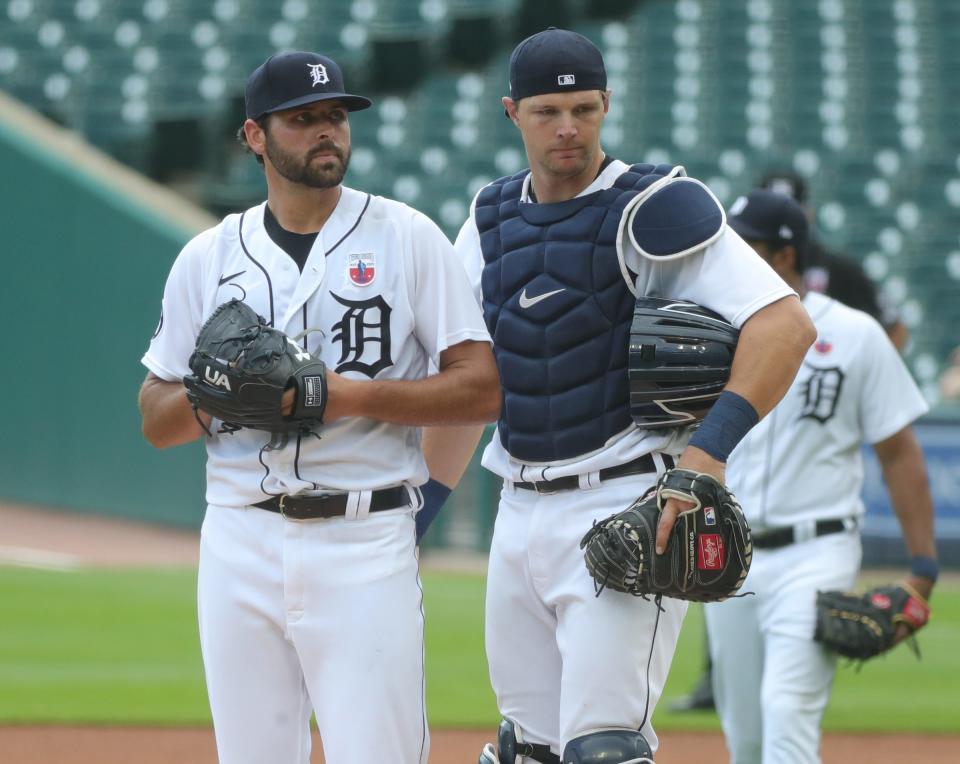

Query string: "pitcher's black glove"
[[580, 468, 753, 602], [183, 299, 327, 433], [814, 583, 931, 661]]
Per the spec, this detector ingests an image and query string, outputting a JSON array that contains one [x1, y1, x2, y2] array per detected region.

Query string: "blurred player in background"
[[705, 189, 938, 764], [760, 169, 909, 351], [138, 50, 499, 764], [440, 27, 815, 764], [671, 166, 914, 713]]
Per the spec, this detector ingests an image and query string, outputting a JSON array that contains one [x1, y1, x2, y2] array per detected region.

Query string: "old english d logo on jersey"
[[348, 253, 376, 286], [697, 534, 725, 570], [799, 364, 845, 423], [331, 293, 392, 377]]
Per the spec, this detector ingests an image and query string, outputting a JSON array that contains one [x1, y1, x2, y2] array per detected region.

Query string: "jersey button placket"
[[282, 515, 306, 622], [527, 494, 553, 596]]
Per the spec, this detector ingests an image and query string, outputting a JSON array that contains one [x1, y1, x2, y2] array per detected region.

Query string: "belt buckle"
[[278, 494, 289, 519], [532, 481, 557, 496]]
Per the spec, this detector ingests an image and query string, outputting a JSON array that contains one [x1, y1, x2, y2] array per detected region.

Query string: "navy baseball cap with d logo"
[[245, 51, 372, 120], [508, 27, 607, 101]]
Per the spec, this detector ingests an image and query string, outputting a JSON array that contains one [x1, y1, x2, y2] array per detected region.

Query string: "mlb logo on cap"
[[508, 28, 607, 101]]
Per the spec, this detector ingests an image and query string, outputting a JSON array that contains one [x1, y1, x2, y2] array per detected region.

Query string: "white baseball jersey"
[[144, 188, 489, 764], [707, 292, 928, 764], [726, 290, 929, 530], [143, 188, 490, 507], [455, 158, 796, 482]]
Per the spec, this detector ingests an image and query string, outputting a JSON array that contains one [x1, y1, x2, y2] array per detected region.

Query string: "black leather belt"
[[514, 453, 671, 494], [752, 519, 849, 550], [252, 486, 410, 520]]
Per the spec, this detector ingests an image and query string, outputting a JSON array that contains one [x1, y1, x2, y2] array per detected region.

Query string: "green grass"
[[0, 566, 957, 732], [0, 567, 207, 723]]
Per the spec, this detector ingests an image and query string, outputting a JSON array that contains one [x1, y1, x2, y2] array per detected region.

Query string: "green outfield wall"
[[0, 96, 213, 527]]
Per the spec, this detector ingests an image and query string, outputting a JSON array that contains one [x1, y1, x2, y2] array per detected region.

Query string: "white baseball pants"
[[485, 475, 687, 756], [197, 504, 428, 764], [705, 530, 861, 764]]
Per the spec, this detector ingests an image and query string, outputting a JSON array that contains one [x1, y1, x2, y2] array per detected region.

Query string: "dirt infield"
[[1, 726, 958, 763], [2, 501, 958, 762]]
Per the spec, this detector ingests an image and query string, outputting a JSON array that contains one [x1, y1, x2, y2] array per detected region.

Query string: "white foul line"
[[0, 546, 82, 571]]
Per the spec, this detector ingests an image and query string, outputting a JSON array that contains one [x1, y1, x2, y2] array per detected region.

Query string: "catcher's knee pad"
[[479, 719, 559, 764], [562, 730, 653, 764]]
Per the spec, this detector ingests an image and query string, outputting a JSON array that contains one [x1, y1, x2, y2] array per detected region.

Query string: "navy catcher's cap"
[[245, 51, 372, 120], [727, 189, 808, 257], [508, 28, 607, 102]]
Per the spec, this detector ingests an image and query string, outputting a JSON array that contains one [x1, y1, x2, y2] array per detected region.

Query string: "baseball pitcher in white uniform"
[[138, 51, 500, 764], [428, 28, 817, 764], [706, 189, 938, 764]]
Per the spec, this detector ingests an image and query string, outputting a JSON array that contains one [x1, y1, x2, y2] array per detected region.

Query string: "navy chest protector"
[[475, 164, 683, 463]]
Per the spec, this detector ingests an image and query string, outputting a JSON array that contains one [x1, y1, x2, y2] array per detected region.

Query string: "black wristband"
[[415, 478, 452, 544], [290, 361, 328, 422], [910, 555, 939, 583], [688, 390, 759, 462]]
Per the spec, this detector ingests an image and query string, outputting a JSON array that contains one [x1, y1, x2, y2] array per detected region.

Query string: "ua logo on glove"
[[286, 337, 310, 362], [204, 367, 232, 390]]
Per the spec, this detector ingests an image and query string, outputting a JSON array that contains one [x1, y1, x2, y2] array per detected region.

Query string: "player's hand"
[[893, 575, 935, 645], [281, 387, 296, 416], [280, 369, 350, 422], [282, 370, 346, 419], [655, 446, 726, 555]]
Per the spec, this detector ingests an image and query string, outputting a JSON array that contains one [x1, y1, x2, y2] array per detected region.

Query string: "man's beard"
[[265, 135, 351, 189]]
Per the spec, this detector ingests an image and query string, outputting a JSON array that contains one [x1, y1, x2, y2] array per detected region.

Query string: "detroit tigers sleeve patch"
[[628, 178, 725, 259]]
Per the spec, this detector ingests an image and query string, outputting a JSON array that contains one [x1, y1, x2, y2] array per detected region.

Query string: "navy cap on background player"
[[758, 169, 809, 205], [727, 189, 809, 265], [245, 51, 372, 120], [508, 27, 607, 102]]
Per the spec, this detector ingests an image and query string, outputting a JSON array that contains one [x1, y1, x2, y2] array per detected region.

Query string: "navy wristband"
[[688, 390, 759, 463], [415, 478, 452, 544], [910, 555, 939, 583]]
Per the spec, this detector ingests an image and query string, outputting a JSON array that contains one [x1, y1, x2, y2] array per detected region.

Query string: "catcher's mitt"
[[580, 468, 752, 603], [814, 583, 931, 661], [183, 299, 328, 433]]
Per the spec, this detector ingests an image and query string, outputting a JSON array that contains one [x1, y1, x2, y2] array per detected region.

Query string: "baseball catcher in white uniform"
[[138, 50, 500, 764], [706, 189, 938, 764], [432, 28, 818, 764]]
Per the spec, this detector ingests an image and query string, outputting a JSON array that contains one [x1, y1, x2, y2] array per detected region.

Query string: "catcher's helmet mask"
[[629, 298, 740, 428]]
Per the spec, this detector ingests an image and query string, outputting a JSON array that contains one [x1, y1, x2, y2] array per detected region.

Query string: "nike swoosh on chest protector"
[[518, 287, 566, 309]]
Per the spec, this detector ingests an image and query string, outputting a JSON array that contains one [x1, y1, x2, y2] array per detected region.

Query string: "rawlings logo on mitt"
[[814, 583, 931, 661], [580, 468, 753, 603], [183, 299, 327, 433]]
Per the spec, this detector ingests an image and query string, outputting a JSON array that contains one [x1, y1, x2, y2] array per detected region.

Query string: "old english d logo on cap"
[[244, 51, 372, 118], [308, 63, 329, 86]]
